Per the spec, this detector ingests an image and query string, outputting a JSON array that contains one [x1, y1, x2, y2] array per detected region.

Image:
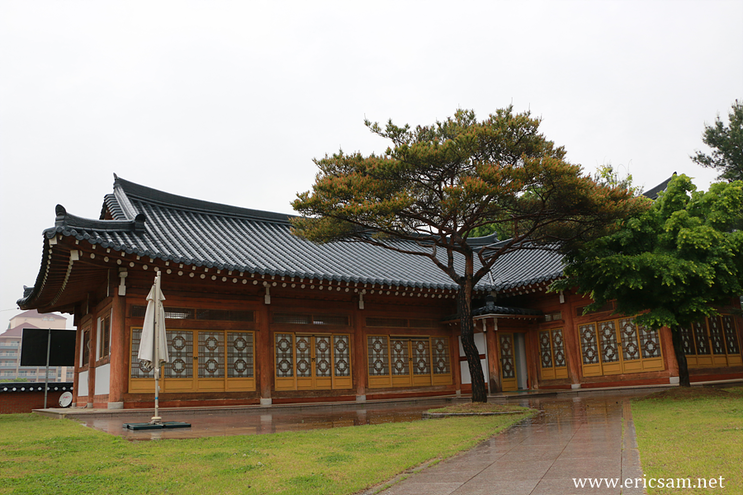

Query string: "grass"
[[0, 408, 533, 495], [632, 386, 743, 494]]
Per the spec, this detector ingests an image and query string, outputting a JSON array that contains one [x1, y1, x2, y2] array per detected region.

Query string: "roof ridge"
[[114, 175, 295, 225]]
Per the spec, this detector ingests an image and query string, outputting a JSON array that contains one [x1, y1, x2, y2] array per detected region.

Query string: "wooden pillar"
[[524, 329, 536, 390], [485, 318, 499, 393], [257, 303, 272, 405], [107, 290, 127, 408], [352, 306, 367, 401], [561, 297, 582, 388], [660, 326, 678, 379]]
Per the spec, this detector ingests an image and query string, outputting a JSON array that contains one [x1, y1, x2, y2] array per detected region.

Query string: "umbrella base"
[[123, 421, 191, 430]]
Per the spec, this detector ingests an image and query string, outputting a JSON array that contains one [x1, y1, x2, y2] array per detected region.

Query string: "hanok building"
[[17, 176, 743, 409]]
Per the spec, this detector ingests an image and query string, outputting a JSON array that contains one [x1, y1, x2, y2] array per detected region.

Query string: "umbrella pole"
[[151, 272, 163, 425]]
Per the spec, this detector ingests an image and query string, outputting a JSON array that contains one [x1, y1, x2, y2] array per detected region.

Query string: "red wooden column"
[[352, 305, 367, 401], [525, 329, 540, 390], [107, 289, 127, 408], [257, 303, 272, 405], [485, 318, 500, 393], [660, 326, 678, 381], [560, 294, 582, 388]]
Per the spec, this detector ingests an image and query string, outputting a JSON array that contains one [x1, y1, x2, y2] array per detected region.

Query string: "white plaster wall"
[[458, 333, 488, 387], [94, 363, 110, 396], [77, 370, 89, 397]]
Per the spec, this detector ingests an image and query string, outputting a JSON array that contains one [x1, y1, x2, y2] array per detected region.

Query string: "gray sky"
[[1, 0, 742, 327]]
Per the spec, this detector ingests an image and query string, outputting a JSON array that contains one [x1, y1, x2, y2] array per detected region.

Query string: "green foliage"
[[592, 164, 643, 196], [691, 100, 743, 182], [292, 107, 644, 285], [0, 411, 532, 495], [553, 174, 743, 330]]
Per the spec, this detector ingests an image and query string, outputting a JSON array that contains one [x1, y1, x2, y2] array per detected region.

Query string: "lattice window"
[[540, 329, 566, 370], [198, 332, 224, 378], [391, 339, 409, 376], [315, 336, 332, 378], [334, 335, 351, 377], [598, 321, 619, 363], [227, 332, 253, 378], [499, 334, 515, 379], [722, 316, 740, 354], [580, 324, 599, 364], [539, 331, 553, 368], [412, 339, 430, 375], [619, 319, 641, 361], [639, 325, 661, 359], [432, 337, 450, 374], [367, 336, 389, 376], [130, 328, 152, 378], [275, 333, 294, 377], [295, 335, 312, 378], [552, 329, 566, 367], [693, 321, 710, 355], [708, 317, 726, 355], [679, 325, 696, 355], [165, 330, 193, 379]]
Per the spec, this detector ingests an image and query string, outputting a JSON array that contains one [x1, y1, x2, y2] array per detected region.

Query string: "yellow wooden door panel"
[[541, 367, 556, 380], [432, 374, 452, 386], [501, 377, 518, 391], [641, 358, 664, 371], [582, 363, 603, 377]]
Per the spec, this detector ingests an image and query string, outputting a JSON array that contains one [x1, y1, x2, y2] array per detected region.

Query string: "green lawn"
[[632, 386, 743, 494], [0, 410, 532, 495]]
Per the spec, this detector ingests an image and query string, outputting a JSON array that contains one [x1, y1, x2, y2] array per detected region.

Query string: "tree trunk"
[[457, 284, 488, 403], [670, 327, 691, 387]]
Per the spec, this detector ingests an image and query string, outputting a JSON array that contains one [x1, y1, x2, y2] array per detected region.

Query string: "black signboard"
[[20, 328, 76, 366]]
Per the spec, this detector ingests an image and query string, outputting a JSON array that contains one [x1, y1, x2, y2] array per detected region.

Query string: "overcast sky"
[[1, 0, 741, 328]]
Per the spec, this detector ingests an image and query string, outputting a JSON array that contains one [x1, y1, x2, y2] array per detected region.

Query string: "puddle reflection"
[[78, 402, 446, 441]]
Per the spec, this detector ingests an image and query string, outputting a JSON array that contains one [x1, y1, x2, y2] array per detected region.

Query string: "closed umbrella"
[[138, 271, 168, 424]]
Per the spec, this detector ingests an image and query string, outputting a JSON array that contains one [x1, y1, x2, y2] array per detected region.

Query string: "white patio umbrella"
[[137, 271, 169, 424]]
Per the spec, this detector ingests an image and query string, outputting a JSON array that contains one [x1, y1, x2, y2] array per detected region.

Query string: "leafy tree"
[[691, 100, 743, 182], [593, 164, 643, 196], [291, 107, 644, 402], [553, 175, 743, 386]]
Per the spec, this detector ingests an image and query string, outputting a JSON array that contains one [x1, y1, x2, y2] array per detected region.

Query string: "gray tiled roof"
[[42, 176, 564, 292]]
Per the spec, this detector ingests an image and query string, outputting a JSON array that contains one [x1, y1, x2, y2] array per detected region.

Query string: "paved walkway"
[[375, 390, 652, 495]]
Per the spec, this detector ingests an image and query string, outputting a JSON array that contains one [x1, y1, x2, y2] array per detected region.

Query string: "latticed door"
[[682, 316, 741, 368], [390, 338, 411, 386], [366, 335, 450, 388], [579, 319, 663, 377], [499, 333, 517, 391], [598, 321, 621, 375], [162, 330, 194, 391], [275, 333, 352, 391], [538, 328, 568, 380], [619, 318, 642, 373], [130, 328, 255, 394]]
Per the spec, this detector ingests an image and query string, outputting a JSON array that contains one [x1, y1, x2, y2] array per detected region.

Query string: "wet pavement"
[[44, 399, 457, 441], [375, 389, 655, 495]]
